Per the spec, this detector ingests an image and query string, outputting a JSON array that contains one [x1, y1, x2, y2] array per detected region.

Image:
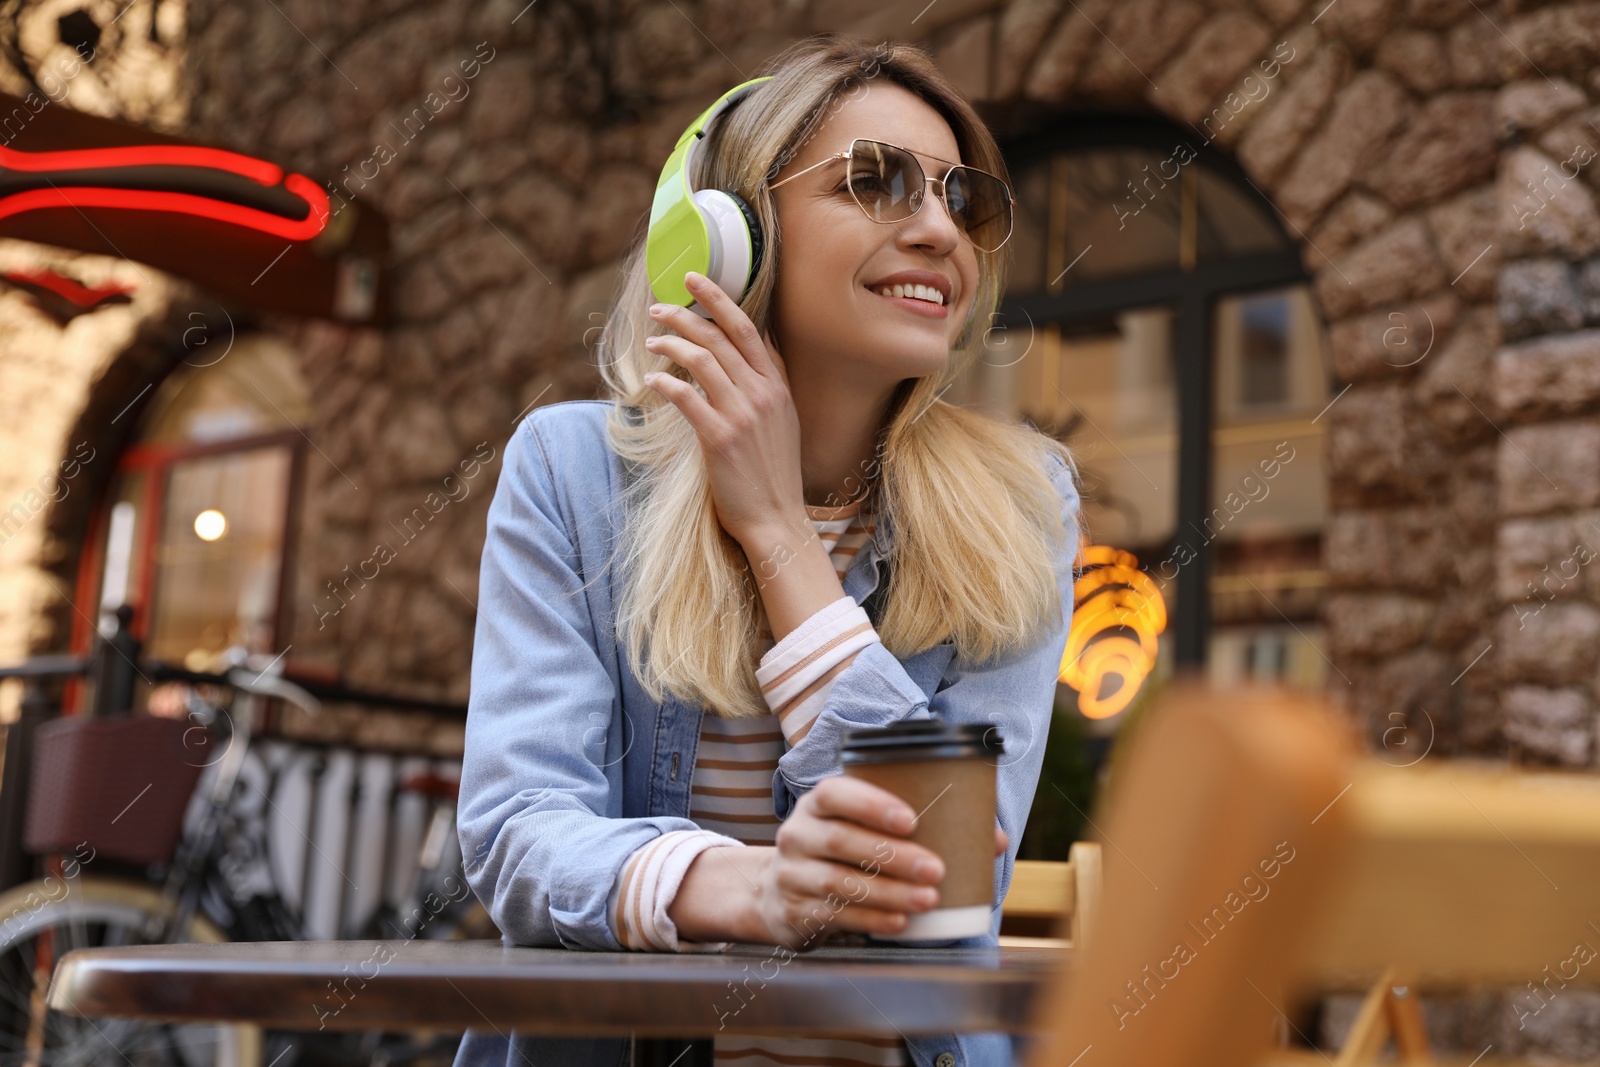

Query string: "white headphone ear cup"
[[690, 189, 757, 317]]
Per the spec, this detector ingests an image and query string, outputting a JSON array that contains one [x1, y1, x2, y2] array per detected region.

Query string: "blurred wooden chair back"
[[1021, 680, 1359, 1067], [1021, 679, 1600, 1067], [998, 844, 1102, 949], [1283, 757, 1600, 1066]]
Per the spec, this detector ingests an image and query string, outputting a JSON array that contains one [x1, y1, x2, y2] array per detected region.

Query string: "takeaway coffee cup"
[[838, 719, 1003, 941]]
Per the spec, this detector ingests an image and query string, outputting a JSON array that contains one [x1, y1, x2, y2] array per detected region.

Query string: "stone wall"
[[4, 0, 1600, 1052], [1, 0, 1592, 759]]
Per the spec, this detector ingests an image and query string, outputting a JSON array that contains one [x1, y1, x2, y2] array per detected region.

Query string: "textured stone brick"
[[1369, 92, 1497, 210], [1021, 0, 1109, 100], [1493, 328, 1600, 417], [1236, 43, 1348, 185], [1499, 600, 1600, 685], [934, 14, 996, 102], [1418, 308, 1500, 445], [1501, 684, 1593, 765], [996, 0, 1065, 98], [1252, 0, 1310, 26], [436, 229, 534, 294], [1498, 259, 1583, 341], [1078, 0, 1205, 100], [1356, 647, 1451, 753], [495, 171, 585, 271], [1425, 185, 1499, 299], [380, 396, 462, 483], [1374, 30, 1451, 93], [1447, 17, 1505, 87], [1329, 294, 1460, 383], [1501, 145, 1600, 259], [1499, 420, 1600, 515], [1277, 70, 1410, 231], [1328, 383, 1411, 498], [1496, 511, 1600, 603], [1325, 510, 1392, 589], [1325, 593, 1436, 657], [1507, 4, 1600, 76], [1495, 77, 1588, 138], [390, 259, 455, 322], [1305, 192, 1393, 269], [1316, 218, 1448, 319], [580, 165, 654, 267], [1316, 0, 1400, 51], [1147, 10, 1275, 124]]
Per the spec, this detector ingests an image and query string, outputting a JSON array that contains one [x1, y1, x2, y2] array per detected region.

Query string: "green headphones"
[[646, 75, 772, 318]]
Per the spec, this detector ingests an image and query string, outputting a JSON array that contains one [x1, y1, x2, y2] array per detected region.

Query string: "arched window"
[[73, 334, 308, 692], [954, 116, 1333, 723]]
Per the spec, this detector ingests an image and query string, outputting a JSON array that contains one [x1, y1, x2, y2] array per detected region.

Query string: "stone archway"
[[937, 0, 1506, 761]]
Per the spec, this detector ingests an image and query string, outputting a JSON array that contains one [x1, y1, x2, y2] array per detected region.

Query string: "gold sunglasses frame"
[[766, 137, 1016, 253]]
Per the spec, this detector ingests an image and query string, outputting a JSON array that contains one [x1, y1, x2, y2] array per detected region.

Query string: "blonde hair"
[[592, 33, 1082, 719]]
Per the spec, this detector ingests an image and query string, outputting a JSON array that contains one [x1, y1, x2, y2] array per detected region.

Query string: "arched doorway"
[[68, 332, 310, 708]]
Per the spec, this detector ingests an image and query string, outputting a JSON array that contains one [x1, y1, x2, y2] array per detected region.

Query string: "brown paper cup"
[[838, 720, 1002, 941]]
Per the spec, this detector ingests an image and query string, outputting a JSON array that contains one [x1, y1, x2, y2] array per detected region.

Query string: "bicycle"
[[0, 647, 489, 1067]]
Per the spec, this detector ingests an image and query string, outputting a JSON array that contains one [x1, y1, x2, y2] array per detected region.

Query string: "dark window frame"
[[995, 114, 1316, 668]]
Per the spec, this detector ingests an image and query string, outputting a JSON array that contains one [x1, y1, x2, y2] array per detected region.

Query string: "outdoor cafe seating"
[[29, 676, 1600, 1066]]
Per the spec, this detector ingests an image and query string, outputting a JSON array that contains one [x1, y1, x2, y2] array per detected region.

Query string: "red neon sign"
[[0, 144, 329, 241]]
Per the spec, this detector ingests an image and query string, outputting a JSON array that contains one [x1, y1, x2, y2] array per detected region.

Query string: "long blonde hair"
[[593, 33, 1082, 719]]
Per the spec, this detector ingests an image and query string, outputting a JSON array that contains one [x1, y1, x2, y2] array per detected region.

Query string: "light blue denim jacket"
[[453, 400, 1081, 1067]]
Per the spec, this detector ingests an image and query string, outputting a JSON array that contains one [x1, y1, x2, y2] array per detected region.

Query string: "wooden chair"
[[998, 844, 1102, 949], [1019, 678, 1600, 1067], [1274, 756, 1600, 1067], [1020, 679, 1361, 1067]]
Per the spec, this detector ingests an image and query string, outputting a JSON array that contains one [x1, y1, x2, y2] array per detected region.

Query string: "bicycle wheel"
[[0, 876, 261, 1067]]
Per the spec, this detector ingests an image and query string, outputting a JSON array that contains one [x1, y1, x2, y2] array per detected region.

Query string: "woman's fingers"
[[682, 271, 784, 381], [642, 364, 719, 431], [649, 302, 756, 399], [799, 778, 947, 884], [644, 333, 737, 412], [778, 817, 941, 903], [770, 859, 932, 944], [996, 825, 1009, 857]]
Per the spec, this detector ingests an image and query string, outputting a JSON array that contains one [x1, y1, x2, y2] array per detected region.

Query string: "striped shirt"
[[606, 497, 908, 1066]]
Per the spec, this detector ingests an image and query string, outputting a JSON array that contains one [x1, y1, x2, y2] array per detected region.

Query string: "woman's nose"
[[898, 180, 962, 253]]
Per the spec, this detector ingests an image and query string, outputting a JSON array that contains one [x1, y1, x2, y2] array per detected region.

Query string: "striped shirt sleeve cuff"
[[755, 595, 882, 744], [607, 829, 746, 952]]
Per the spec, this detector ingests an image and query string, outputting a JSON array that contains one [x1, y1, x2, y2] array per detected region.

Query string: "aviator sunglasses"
[[767, 138, 1015, 254]]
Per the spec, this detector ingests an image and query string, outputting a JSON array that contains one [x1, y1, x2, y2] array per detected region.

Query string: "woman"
[[454, 33, 1083, 1067]]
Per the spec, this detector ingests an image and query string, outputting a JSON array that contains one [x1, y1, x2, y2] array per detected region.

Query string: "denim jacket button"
[[935, 1054, 956, 1067]]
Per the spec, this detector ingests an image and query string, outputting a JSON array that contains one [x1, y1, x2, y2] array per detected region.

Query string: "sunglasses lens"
[[847, 141, 922, 223], [946, 167, 1012, 252], [847, 141, 1012, 251]]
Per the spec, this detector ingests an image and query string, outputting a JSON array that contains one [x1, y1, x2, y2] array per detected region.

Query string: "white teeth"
[[873, 283, 945, 306]]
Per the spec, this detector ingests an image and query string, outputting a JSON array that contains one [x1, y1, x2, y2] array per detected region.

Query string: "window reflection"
[[1007, 145, 1293, 291], [970, 134, 1331, 728], [1208, 285, 1331, 690], [1022, 308, 1178, 552], [145, 447, 293, 667]]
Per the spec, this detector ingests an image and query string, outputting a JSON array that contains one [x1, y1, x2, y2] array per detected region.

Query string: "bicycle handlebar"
[[2, 655, 466, 719]]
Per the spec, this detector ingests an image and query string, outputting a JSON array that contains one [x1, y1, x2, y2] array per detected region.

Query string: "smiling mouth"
[[868, 283, 947, 306]]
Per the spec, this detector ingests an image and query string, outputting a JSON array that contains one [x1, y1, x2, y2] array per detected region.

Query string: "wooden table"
[[49, 938, 1068, 1063]]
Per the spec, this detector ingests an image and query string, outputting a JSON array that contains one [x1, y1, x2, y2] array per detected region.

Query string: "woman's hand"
[[749, 775, 1010, 950], [643, 271, 805, 548]]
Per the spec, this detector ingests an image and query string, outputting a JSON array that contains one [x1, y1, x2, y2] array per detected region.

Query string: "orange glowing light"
[[1060, 544, 1167, 719]]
